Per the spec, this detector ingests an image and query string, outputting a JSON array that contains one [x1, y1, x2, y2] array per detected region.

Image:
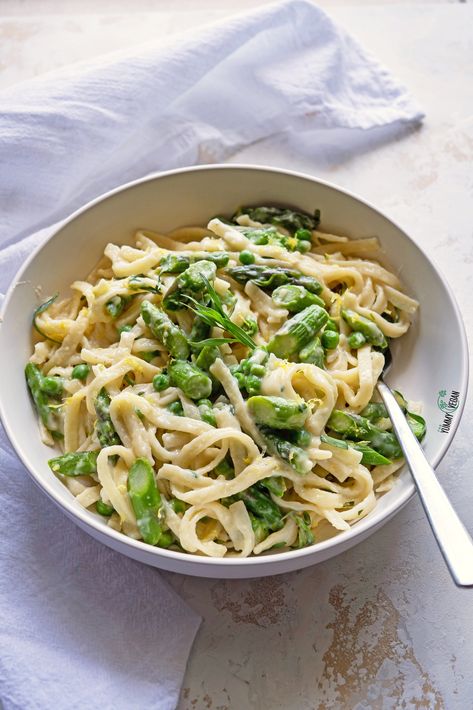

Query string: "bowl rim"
[[0, 163, 469, 568]]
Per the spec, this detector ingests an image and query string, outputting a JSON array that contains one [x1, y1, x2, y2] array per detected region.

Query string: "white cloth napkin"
[[0, 1, 423, 708]]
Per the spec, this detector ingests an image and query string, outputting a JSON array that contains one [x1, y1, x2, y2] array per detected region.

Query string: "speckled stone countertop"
[[1, 4, 472, 708]]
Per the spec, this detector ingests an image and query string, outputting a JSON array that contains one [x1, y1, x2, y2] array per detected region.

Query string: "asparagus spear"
[[241, 226, 278, 245], [272, 285, 324, 312], [189, 315, 210, 343], [258, 476, 286, 497], [105, 295, 132, 319], [159, 252, 229, 273], [141, 301, 190, 359], [48, 451, 99, 476], [267, 305, 328, 358], [168, 360, 212, 400], [361, 399, 426, 441], [240, 226, 310, 254], [406, 411, 426, 441], [159, 254, 190, 274], [292, 512, 315, 548], [393, 390, 408, 411], [190, 252, 229, 268], [320, 433, 391, 466], [249, 513, 270, 544], [233, 205, 321, 234], [25, 363, 58, 431], [235, 486, 283, 531], [261, 428, 313, 474], [360, 402, 388, 423], [247, 395, 309, 430], [299, 336, 325, 368], [195, 344, 220, 371], [96, 500, 115, 516], [341, 309, 388, 350], [127, 458, 163, 545], [226, 265, 322, 294], [95, 388, 121, 447], [128, 276, 160, 294], [163, 260, 217, 310], [287, 429, 312, 448], [327, 410, 402, 460]]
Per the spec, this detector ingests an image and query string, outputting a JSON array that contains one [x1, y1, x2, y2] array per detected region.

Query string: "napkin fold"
[[0, 0, 423, 255], [0, 2, 423, 708]]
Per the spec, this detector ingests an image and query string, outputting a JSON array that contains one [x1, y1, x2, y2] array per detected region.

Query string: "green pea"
[[71, 363, 91, 381], [250, 364, 266, 377], [239, 250, 255, 265], [246, 375, 262, 395], [325, 318, 339, 332], [295, 229, 312, 242], [157, 530, 174, 548], [96, 500, 115, 516], [234, 371, 245, 388], [321, 330, 339, 350], [297, 240, 311, 253], [167, 400, 184, 416], [40, 376, 64, 396], [153, 372, 170, 391], [348, 331, 367, 349]]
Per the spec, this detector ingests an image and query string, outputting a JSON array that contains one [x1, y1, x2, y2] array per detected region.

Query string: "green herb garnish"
[[186, 279, 257, 351], [33, 293, 61, 344]]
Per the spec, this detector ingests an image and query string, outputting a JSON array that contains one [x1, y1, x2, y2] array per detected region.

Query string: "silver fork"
[[377, 349, 473, 587]]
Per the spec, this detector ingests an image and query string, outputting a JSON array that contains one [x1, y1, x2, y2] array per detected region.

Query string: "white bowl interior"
[[0, 166, 467, 578]]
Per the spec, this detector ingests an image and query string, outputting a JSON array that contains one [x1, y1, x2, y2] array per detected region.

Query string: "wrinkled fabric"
[[0, 0, 422, 254], [0, 2, 423, 708]]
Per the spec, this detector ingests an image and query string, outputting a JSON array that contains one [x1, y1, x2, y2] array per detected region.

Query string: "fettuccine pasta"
[[26, 204, 425, 557]]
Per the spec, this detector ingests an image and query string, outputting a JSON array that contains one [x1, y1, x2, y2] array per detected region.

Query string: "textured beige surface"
[[1, 3, 472, 709]]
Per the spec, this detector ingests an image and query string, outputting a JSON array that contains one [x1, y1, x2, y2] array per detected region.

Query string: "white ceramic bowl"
[[0, 165, 468, 578]]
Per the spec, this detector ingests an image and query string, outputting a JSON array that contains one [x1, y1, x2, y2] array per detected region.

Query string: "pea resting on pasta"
[[26, 204, 426, 558]]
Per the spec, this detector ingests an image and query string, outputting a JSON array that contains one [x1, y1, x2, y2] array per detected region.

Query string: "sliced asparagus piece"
[[247, 395, 309, 430], [141, 301, 190, 359], [49, 451, 99, 476], [267, 305, 328, 358], [127, 458, 163, 545]]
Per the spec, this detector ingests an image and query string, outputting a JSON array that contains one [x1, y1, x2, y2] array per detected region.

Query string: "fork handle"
[[377, 380, 473, 587]]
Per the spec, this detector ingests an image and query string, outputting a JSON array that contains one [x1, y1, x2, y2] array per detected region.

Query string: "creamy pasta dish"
[[26, 205, 426, 557]]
